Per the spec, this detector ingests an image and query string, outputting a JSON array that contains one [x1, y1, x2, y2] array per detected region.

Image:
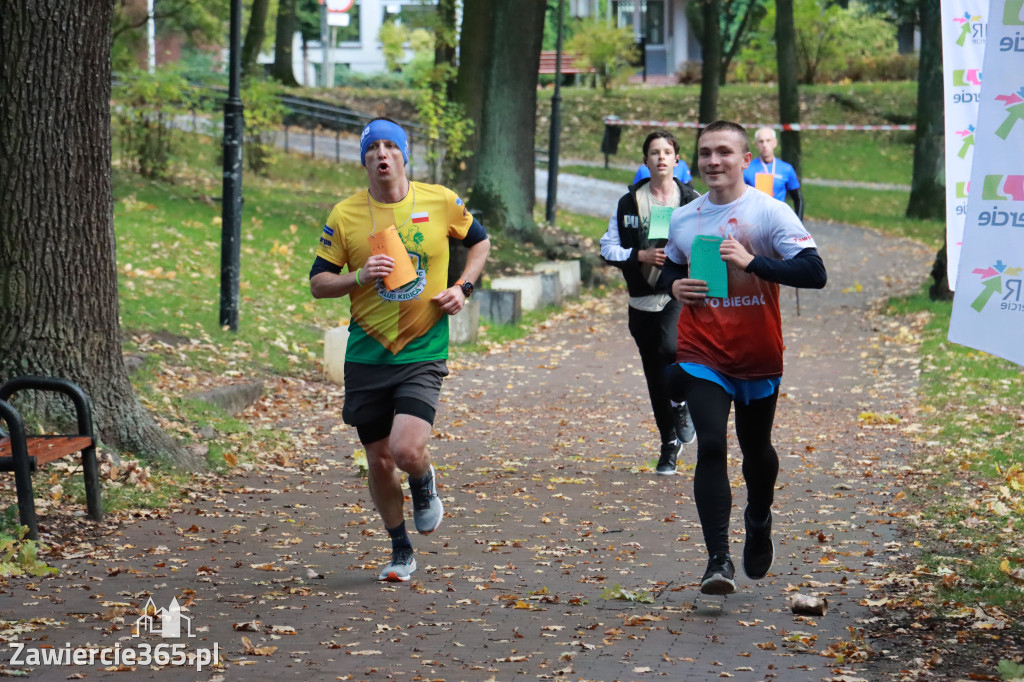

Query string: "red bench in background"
[[538, 51, 594, 75]]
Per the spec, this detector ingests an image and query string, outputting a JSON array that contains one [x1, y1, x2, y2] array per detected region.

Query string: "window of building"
[[334, 2, 361, 44]]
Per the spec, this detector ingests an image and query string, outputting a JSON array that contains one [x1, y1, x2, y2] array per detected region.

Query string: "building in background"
[[280, 0, 698, 85]]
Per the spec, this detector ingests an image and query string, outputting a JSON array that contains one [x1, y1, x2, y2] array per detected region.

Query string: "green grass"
[[885, 287, 1024, 610], [115, 133, 363, 377], [801, 130, 914, 185]]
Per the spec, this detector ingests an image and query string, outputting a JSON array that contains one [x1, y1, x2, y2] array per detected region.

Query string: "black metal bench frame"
[[0, 376, 102, 540]]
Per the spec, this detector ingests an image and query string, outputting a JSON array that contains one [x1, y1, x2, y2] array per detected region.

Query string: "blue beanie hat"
[[359, 119, 409, 167]]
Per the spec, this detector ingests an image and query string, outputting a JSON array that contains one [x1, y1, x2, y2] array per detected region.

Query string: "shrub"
[[241, 78, 286, 175], [566, 19, 639, 91], [113, 66, 197, 179], [734, 0, 900, 84]]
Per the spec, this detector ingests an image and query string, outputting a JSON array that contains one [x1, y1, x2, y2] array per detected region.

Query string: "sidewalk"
[[0, 216, 935, 680]]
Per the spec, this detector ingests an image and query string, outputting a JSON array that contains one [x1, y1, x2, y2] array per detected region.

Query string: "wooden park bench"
[[0, 376, 102, 540], [538, 50, 594, 76]]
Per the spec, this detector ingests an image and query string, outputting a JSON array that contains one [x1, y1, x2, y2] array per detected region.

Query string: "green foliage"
[[0, 530, 58, 578], [999, 659, 1024, 681], [565, 20, 639, 91], [111, 0, 227, 73], [242, 78, 287, 175], [399, 25, 473, 185], [735, 0, 901, 83], [413, 74, 474, 184], [177, 47, 225, 86], [379, 21, 410, 73], [113, 65, 198, 179], [686, 0, 768, 81]]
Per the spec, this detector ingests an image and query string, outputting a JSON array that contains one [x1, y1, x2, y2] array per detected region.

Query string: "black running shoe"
[[700, 554, 737, 595], [656, 440, 682, 475], [742, 506, 774, 580], [675, 402, 696, 445]]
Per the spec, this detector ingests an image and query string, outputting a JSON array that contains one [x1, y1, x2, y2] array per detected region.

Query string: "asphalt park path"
[[0, 210, 935, 681]]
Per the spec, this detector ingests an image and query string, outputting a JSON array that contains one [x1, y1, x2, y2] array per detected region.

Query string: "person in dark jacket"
[[600, 131, 701, 475]]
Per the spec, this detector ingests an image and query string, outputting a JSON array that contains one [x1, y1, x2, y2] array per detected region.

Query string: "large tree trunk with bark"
[[241, 0, 271, 79], [694, 0, 722, 165], [907, 0, 945, 219], [776, 0, 802, 178], [270, 0, 299, 86], [0, 0, 199, 469], [454, 0, 545, 239], [907, 0, 948, 298]]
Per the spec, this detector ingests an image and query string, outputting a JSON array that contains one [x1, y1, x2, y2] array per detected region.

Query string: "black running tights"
[[627, 300, 682, 445], [672, 374, 779, 557]]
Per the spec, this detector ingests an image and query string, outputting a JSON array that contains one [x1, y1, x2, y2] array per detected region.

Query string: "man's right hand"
[[672, 277, 708, 305]]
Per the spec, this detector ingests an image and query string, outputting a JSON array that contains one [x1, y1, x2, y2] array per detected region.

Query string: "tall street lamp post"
[[545, 0, 565, 225], [220, 0, 244, 331]]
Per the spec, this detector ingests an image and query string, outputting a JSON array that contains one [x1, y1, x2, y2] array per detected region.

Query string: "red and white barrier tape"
[[602, 117, 915, 131]]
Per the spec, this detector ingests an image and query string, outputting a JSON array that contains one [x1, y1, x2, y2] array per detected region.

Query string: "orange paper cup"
[[368, 225, 417, 290]]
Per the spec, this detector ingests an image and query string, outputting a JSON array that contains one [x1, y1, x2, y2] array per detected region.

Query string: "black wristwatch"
[[456, 278, 474, 298]]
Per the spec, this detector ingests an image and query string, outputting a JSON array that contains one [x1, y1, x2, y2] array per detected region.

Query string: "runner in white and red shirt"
[[661, 120, 827, 596]]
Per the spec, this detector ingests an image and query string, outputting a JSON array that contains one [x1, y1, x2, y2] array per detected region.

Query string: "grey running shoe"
[[378, 547, 417, 582], [742, 507, 774, 580], [656, 440, 682, 475], [675, 402, 696, 445], [410, 464, 444, 534], [700, 554, 737, 595]]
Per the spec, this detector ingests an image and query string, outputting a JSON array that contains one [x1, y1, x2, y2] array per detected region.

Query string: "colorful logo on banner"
[[995, 87, 1024, 137], [954, 11, 986, 45], [980, 174, 1024, 201], [953, 68, 984, 85], [956, 124, 977, 157], [967, 260, 1023, 312], [1005, 0, 1024, 24]]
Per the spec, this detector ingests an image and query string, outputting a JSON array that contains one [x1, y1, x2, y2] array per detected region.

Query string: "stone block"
[[490, 274, 544, 310], [449, 297, 480, 345], [533, 260, 581, 298], [539, 271, 563, 307], [193, 381, 265, 416], [475, 289, 521, 325], [324, 326, 349, 386]]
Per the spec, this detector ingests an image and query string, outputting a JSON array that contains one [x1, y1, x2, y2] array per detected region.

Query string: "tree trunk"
[[454, 0, 545, 239], [0, 0, 199, 469], [907, 0, 947, 299], [776, 0, 802, 178], [929, 242, 953, 300], [270, 0, 299, 86], [720, 0, 759, 85], [695, 0, 722, 163], [907, 0, 944, 219], [241, 0, 271, 79], [434, 0, 458, 101], [897, 21, 916, 54]]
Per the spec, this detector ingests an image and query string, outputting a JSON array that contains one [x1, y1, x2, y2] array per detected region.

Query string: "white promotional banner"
[[941, 0, 988, 288], [947, 0, 1024, 367]]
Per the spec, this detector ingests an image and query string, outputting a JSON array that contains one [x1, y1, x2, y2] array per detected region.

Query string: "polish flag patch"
[[410, 211, 429, 224]]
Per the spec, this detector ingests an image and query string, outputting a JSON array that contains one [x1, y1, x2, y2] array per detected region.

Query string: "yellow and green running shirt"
[[315, 182, 474, 364]]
